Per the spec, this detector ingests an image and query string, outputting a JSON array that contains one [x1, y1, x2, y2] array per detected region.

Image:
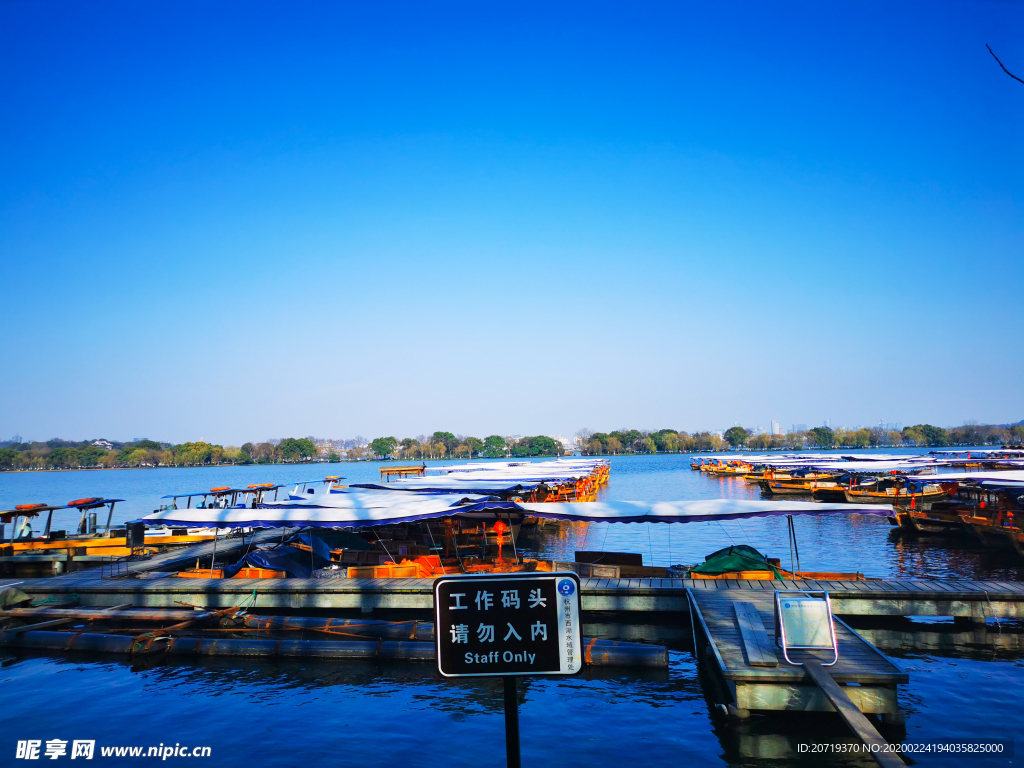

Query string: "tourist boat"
[[885, 472, 1024, 558], [839, 477, 948, 504], [705, 461, 753, 476], [951, 485, 1022, 553], [741, 466, 794, 484], [759, 470, 841, 495], [0, 485, 289, 578], [811, 474, 887, 502]]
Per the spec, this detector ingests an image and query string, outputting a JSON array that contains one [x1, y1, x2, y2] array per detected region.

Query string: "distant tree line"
[[720, 422, 1024, 450], [578, 429, 730, 454], [359, 432, 564, 461], [3, 420, 1021, 470], [0, 436, 322, 471]]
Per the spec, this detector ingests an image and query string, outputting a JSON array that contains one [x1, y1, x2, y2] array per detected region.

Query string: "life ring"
[[15, 503, 47, 511], [209, 487, 230, 492], [68, 497, 103, 507]]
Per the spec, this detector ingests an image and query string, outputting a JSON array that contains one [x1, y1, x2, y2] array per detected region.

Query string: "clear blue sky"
[[1, 1, 1021, 445]]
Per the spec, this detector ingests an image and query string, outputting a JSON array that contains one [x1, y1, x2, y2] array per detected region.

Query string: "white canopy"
[[516, 499, 894, 523], [354, 478, 547, 493], [140, 491, 488, 528], [906, 470, 1024, 485], [797, 461, 941, 473], [931, 449, 1024, 456], [428, 459, 606, 479], [139, 492, 895, 529]]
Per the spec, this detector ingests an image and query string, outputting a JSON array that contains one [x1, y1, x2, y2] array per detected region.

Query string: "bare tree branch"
[[987, 44, 1024, 85]]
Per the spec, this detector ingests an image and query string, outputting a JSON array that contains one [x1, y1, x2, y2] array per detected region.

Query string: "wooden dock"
[[688, 587, 906, 717], [379, 465, 426, 481], [2, 574, 1021, 618]]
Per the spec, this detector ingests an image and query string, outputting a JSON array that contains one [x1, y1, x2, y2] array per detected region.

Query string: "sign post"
[[503, 676, 520, 768], [434, 571, 583, 768]]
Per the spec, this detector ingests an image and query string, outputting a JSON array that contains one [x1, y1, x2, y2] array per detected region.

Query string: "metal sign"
[[434, 572, 582, 678]]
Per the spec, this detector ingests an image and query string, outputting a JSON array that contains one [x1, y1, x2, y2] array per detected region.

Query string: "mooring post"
[[503, 676, 521, 768]]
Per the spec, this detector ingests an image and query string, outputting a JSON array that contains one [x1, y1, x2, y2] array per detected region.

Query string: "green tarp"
[[0, 587, 30, 609], [689, 545, 783, 579]]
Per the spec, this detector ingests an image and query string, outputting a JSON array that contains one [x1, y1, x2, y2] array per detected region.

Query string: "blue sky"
[[1, 1, 1021, 445]]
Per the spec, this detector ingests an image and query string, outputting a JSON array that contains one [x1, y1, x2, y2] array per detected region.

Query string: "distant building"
[[711, 430, 724, 440], [791, 424, 807, 433], [547, 435, 575, 454], [92, 439, 114, 450], [770, 420, 782, 436]]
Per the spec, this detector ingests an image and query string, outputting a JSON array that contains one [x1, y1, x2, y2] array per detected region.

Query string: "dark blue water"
[[0, 453, 1021, 766]]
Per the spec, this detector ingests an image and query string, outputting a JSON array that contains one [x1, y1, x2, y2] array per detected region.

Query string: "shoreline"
[[0, 444, 1002, 474]]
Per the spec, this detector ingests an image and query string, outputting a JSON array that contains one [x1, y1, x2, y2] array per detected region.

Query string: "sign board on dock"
[[434, 572, 582, 678]]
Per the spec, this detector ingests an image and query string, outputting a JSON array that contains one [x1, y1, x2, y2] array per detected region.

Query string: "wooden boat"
[[960, 511, 1022, 553], [893, 504, 969, 534], [683, 544, 868, 581], [706, 462, 752, 476], [760, 472, 840, 495], [742, 470, 793, 484], [890, 483, 1024, 559], [842, 478, 948, 505]]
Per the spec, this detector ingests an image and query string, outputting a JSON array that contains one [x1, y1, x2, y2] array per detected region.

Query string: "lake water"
[[1, 453, 1021, 766]]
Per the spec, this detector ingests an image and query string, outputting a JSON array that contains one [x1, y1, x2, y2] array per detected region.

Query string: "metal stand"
[[502, 676, 521, 768], [774, 590, 839, 666]]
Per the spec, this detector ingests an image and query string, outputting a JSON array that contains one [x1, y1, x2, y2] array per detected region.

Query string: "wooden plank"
[[0, 618, 73, 640], [910, 580, 952, 593], [831, 580, 863, 592], [906, 580, 944, 593], [864, 580, 902, 592], [733, 602, 778, 667], [803, 660, 906, 768], [686, 590, 730, 674], [975, 581, 1017, 594]]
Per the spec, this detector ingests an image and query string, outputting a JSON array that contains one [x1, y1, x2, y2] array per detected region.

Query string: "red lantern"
[[493, 520, 508, 563]]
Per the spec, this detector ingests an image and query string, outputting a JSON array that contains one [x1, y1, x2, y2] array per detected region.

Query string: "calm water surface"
[[0, 453, 1020, 766]]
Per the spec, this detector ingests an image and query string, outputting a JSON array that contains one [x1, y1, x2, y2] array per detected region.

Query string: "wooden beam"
[[734, 602, 778, 667], [803, 660, 905, 768], [0, 618, 73, 641]]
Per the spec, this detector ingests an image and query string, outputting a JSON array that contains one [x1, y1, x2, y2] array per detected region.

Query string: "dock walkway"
[[687, 587, 907, 717], [2, 575, 1021, 617]]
